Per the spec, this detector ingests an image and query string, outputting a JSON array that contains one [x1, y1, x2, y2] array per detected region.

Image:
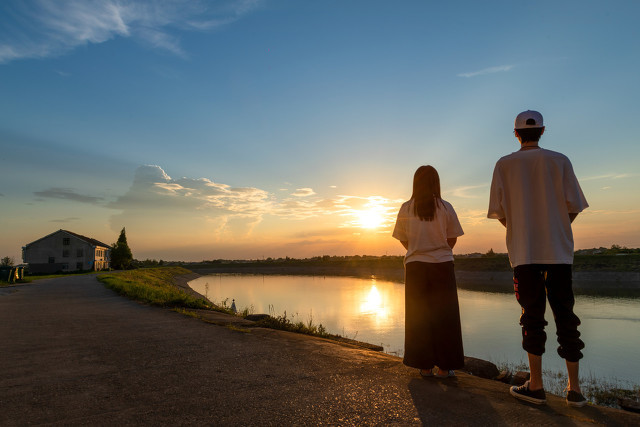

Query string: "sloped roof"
[[62, 230, 111, 248], [24, 229, 111, 249]]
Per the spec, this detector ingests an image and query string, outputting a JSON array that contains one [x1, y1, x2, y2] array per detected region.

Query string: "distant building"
[[22, 229, 111, 274]]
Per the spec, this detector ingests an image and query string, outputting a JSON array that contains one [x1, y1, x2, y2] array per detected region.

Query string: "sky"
[[1, 0, 639, 262]]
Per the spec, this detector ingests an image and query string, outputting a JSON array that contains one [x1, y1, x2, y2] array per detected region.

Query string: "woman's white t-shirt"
[[393, 199, 464, 264]]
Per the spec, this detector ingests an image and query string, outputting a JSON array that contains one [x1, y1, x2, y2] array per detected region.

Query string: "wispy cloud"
[[109, 165, 271, 215], [0, 0, 262, 63], [458, 65, 514, 78], [581, 173, 638, 182], [50, 217, 81, 223], [456, 209, 490, 227], [34, 188, 104, 204], [108, 165, 403, 240], [449, 184, 487, 199], [291, 188, 316, 197], [582, 209, 640, 216]]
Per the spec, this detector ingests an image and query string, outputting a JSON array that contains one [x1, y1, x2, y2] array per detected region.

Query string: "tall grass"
[[253, 305, 329, 337], [98, 267, 212, 309]]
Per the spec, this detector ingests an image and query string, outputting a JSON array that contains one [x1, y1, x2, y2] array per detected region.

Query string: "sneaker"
[[566, 390, 587, 407], [509, 381, 546, 405]]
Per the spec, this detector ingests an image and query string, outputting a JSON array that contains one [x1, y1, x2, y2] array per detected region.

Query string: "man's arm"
[[569, 213, 578, 223], [400, 241, 408, 250], [498, 218, 507, 228]]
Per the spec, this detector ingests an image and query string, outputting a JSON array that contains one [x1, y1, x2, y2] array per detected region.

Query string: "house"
[[22, 229, 111, 274]]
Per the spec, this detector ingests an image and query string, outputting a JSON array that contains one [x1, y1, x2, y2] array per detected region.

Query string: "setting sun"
[[357, 210, 385, 229]]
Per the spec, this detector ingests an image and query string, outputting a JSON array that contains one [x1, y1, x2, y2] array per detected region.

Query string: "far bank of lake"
[[189, 261, 640, 297]]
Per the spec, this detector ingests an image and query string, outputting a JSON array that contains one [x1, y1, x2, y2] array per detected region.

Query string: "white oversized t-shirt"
[[487, 148, 589, 267], [393, 199, 464, 264]]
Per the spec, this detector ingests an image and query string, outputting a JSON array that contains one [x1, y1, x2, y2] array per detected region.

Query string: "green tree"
[[1, 256, 14, 266], [111, 228, 133, 270]]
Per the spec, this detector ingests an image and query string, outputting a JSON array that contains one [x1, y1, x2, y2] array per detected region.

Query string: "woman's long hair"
[[411, 165, 443, 221]]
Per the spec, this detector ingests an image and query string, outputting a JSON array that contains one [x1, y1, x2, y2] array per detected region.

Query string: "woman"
[[393, 165, 465, 378]]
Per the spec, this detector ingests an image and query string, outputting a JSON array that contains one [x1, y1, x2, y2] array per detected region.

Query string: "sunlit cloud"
[[583, 209, 640, 216], [581, 173, 638, 181], [449, 184, 487, 199], [334, 195, 402, 230], [106, 165, 404, 244], [456, 209, 490, 227], [457, 64, 514, 78], [34, 187, 104, 204], [0, 0, 262, 63], [291, 188, 316, 197], [109, 165, 272, 215], [49, 217, 81, 223], [290, 229, 349, 239]]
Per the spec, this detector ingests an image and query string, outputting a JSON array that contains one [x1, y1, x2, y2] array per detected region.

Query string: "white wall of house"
[[23, 230, 110, 273]]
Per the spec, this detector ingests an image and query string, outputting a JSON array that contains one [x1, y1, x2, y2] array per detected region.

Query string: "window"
[[62, 263, 69, 270], [48, 257, 55, 263], [76, 262, 83, 270], [62, 249, 70, 258], [63, 237, 70, 245], [77, 249, 83, 257]]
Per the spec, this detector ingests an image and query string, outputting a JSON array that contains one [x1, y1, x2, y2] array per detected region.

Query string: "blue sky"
[[1, 0, 639, 262]]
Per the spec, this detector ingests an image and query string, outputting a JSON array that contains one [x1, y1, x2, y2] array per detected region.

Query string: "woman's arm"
[[400, 240, 408, 250], [447, 237, 457, 249]]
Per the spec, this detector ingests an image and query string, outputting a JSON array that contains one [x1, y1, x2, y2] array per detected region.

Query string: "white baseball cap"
[[514, 110, 544, 129]]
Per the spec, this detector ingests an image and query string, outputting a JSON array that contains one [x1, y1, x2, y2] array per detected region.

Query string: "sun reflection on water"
[[359, 282, 389, 320]]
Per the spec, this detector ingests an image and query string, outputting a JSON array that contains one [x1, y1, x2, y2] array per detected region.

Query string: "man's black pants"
[[513, 264, 584, 362]]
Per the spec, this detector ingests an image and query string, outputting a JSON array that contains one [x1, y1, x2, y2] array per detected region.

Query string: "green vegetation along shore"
[[96, 267, 383, 351], [183, 251, 640, 296]]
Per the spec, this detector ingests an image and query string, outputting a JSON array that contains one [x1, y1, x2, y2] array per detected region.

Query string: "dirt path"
[[1, 275, 637, 425]]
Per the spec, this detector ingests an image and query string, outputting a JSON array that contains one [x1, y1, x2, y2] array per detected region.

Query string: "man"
[[488, 110, 589, 407]]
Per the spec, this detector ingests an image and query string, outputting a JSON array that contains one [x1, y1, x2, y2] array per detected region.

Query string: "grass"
[[254, 305, 330, 337], [98, 267, 213, 309], [96, 268, 367, 350], [97, 268, 330, 335]]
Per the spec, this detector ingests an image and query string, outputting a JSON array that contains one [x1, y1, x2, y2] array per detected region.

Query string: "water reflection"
[[359, 283, 390, 321], [189, 274, 640, 386]]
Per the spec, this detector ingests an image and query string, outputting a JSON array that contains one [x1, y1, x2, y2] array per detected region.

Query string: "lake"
[[189, 274, 640, 388]]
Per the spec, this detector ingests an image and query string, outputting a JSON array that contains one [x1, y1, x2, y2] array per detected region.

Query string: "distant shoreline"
[[188, 264, 640, 296]]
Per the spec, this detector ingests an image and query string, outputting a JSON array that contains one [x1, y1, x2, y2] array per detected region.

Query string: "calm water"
[[189, 274, 640, 387]]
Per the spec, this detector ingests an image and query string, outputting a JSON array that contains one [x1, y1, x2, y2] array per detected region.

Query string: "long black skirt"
[[403, 261, 464, 370]]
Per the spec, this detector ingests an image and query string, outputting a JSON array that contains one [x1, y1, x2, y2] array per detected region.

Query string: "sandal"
[[419, 368, 435, 377], [434, 369, 455, 378]]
